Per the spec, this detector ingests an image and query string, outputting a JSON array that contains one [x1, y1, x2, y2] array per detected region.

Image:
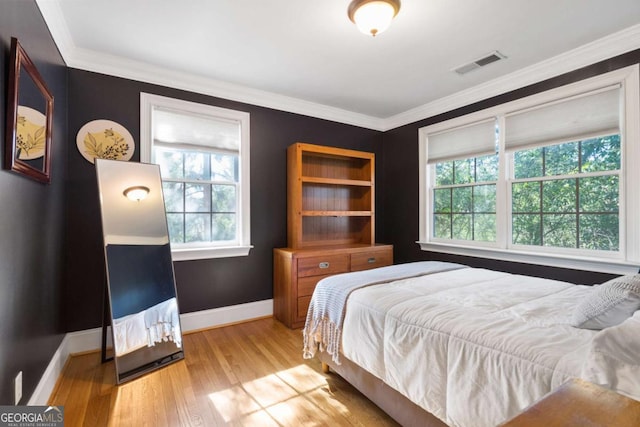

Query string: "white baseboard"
[[179, 299, 273, 332], [28, 299, 273, 405]]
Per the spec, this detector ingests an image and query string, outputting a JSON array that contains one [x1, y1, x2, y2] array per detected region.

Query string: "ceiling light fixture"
[[348, 0, 401, 37], [123, 186, 150, 202]]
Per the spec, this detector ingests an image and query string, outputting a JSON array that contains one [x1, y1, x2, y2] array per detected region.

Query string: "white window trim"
[[140, 93, 252, 260], [418, 65, 640, 275]]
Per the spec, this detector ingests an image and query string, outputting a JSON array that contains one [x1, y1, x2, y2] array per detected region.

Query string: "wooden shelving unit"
[[287, 143, 376, 248], [274, 143, 393, 328]]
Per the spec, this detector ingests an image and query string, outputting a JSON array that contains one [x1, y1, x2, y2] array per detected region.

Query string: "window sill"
[[171, 245, 253, 261], [416, 241, 638, 275]]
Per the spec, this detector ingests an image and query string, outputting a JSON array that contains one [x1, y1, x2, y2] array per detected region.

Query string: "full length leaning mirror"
[[95, 159, 184, 383]]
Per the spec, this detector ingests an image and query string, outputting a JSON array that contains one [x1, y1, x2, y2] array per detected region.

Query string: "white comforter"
[[341, 267, 640, 427]]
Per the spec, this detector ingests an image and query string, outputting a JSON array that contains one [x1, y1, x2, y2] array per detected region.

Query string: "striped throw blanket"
[[302, 261, 466, 364]]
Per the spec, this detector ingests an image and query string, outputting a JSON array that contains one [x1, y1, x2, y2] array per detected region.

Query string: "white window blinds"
[[426, 119, 496, 164], [505, 85, 621, 151], [153, 107, 241, 153]]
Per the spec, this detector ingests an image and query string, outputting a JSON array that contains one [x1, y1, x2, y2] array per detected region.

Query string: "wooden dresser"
[[274, 244, 392, 328], [274, 143, 393, 328]]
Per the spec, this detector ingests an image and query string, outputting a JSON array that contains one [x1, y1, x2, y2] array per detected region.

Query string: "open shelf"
[[301, 176, 373, 187], [301, 151, 371, 182], [300, 216, 373, 247], [288, 143, 375, 248], [301, 210, 372, 217], [301, 182, 372, 213]]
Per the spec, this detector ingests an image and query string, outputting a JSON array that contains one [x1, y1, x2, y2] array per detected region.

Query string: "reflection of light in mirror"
[[123, 185, 150, 202]]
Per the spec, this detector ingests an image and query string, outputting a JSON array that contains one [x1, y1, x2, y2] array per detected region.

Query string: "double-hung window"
[[419, 65, 640, 274], [429, 119, 499, 244], [141, 93, 252, 260]]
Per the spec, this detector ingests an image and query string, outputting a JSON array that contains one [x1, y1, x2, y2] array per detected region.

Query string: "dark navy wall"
[[380, 49, 640, 286], [65, 69, 384, 331], [0, 0, 68, 405]]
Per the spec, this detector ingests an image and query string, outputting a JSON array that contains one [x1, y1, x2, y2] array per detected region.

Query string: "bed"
[[303, 261, 640, 427], [113, 297, 182, 357]]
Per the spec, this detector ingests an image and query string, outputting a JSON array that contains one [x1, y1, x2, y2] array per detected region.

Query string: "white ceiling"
[[37, 0, 640, 130]]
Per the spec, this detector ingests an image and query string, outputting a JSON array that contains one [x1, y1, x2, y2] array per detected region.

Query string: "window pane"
[[581, 135, 620, 173], [435, 162, 453, 186], [452, 214, 472, 240], [452, 187, 472, 213], [579, 214, 619, 251], [474, 214, 496, 242], [185, 152, 210, 180], [545, 142, 579, 176], [512, 182, 540, 213], [543, 179, 576, 213], [185, 213, 211, 243], [543, 214, 576, 248], [166, 213, 184, 243], [212, 185, 236, 213], [211, 153, 238, 182], [473, 184, 496, 213], [155, 148, 184, 179], [163, 182, 184, 213], [212, 213, 236, 241], [454, 159, 473, 184], [512, 214, 541, 245], [579, 176, 619, 213], [185, 184, 211, 213], [476, 155, 498, 182], [434, 214, 451, 239], [514, 147, 542, 179], [434, 189, 451, 213]]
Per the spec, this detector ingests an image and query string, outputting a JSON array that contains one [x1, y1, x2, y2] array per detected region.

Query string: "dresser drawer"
[[297, 254, 349, 277], [297, 296, 312, 319], [351, 248, 393, 271], [298, 274, 334, 297]]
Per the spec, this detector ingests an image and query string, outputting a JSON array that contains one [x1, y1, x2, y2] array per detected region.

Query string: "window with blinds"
[[140, 93, 252, 261], [429, 119, 498, 242], [506, 86, 621, 251], [418, 65, 640, 273]]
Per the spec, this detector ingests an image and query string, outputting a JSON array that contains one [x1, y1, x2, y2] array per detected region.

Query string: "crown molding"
[[382, 24, 640, 131], [68, 47, 386, 130], [37, 0, 639, 133], [36, 1, 385, 130], [36, 0, 76, 60]]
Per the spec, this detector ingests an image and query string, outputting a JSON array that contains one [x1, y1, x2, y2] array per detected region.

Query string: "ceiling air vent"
[[453, 51, 506, 75]]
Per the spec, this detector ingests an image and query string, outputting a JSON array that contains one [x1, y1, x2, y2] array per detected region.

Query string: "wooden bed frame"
[[318, 351, 447, 427]]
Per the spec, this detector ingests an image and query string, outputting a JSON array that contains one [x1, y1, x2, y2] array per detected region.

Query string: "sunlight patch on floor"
[[276, 364, 327, 393], [243, 373, 298, 407], [208, 363, 341, 425], [207, 385, 261, 422]]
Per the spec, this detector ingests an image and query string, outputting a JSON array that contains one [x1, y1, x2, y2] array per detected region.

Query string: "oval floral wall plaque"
[[16, 106, 47, 160], [76, 119, 135, 164]]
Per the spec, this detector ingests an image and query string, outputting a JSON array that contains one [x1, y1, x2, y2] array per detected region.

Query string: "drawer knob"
[[319, 262, 330, 269], [367, 257, 376, 263]]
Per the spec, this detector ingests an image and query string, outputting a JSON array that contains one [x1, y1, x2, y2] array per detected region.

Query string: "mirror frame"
[[95, 159, 184, 384], [4, 37, 54, 184]]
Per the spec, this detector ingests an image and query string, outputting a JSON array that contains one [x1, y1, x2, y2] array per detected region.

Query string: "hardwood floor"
[[49, 318, 399, 426]]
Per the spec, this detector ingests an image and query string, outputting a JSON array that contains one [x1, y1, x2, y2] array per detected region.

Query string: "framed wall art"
[[4, 37, 54, 184]]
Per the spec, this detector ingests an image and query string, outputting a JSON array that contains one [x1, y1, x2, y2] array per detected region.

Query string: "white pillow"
[[578, 310, 640, 401], [571, 274, 640, 330]]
